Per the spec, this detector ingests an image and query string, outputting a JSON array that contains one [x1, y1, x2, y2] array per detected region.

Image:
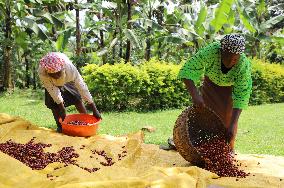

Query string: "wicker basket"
[[173, 106, 226, 166]]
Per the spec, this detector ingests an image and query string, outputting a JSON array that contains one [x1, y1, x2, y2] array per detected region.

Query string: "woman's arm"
[[226, 108, 242, 143], [183, 79, 205, 107]]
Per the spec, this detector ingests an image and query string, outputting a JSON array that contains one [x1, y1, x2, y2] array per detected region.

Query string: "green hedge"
[[138, 60, 190, 110], [82, 59, 284, 111], [250, 58, 284, 105], [83, 63, 150, 111]]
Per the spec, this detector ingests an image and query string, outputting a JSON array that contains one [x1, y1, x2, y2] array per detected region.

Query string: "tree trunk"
[[98, 10, 107, 64], [119, 29, 123, 58], [99, 14, 104, 48], [252, 40, 260, 58], [111, 10, 119, 64], [3, 0, 13, 91], [32, 64, 37, 90], [75, 0, 81, 56], [117, 4, 123, 59], [145, 9, 152, 61], [47, 6, 57, 41], [125, 0, 132, 62], [157, 3, 164, 59], [100, 30, 104, 48], [3, 49, 12, 90], [157, 42, 162, 59], [112, 28, 118, 64], [256, 40, 260, 59], [145, 26, 151, 61], [24, 54, 30, 88]]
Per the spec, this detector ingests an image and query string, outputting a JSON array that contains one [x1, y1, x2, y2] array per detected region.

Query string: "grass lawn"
[[0, 89, 283, 156]]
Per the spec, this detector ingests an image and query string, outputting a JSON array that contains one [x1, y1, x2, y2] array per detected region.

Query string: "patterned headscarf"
[[221, 34, 245, 54], [39, 52, 65, 73]]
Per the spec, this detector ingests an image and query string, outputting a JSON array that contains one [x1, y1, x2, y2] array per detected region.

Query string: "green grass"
[[0, 89, 283, 156]]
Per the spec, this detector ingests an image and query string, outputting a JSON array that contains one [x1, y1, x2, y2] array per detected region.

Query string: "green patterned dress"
[[178, 41, 252, 109]]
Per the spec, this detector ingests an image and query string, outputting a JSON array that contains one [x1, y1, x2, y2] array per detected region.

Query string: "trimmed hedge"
[[250, 58, 284, 105], [138, 60, 189, 109], [82, 59, 284, 111], [83, 63, 150, 111]]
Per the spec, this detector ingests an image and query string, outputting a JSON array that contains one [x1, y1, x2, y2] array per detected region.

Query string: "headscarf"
[[39, 52, 65, 73], [221, 34, 245, 54]]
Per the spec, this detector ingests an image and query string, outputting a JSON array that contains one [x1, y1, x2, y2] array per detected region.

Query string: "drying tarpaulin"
[[0, 113, 283, 188]]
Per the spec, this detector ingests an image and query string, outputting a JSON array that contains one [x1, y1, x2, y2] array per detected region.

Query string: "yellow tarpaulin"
[[0, 113, 283, 188]]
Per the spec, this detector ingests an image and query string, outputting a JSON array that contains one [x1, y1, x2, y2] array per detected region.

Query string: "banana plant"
[[82, 0, 141, 63], [1, 0, 14, 90], [236, 0, 284, 58], [155, 0, 208, 56], [75, 0, 118, 65], [0, 0, 66, 90], [128, 0, 165, 61], [210, 0, 234, 33]]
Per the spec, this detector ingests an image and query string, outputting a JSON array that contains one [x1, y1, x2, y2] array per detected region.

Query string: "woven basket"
[[173, 106, 226, 166]]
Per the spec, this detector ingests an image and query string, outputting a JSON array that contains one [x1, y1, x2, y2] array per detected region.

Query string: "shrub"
[[250, 58, 284, 105], [82, 58, 284, 111], [139, 59, 189, 110], [83, 63, 150, 111]]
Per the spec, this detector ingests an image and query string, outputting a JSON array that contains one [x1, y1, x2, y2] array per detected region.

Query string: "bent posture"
[[38, 52, 101, 132], [179, 34, 252, 151]]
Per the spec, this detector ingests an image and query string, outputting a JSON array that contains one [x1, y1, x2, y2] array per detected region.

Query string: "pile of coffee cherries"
[[68, 120, 92, 126], [195, 137, 249, 178], [0, 138, 128, 178], [0, 138, 79, 170]]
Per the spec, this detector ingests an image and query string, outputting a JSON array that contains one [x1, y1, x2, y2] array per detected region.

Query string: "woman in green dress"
[[178, 34, 252, 152]]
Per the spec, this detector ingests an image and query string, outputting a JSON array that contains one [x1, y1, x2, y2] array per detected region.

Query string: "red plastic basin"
[[61, 114, 101, 137]]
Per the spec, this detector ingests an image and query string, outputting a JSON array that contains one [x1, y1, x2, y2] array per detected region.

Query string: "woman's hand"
[[226, 109, 242, 144], [58, 102, 66, 122], [93, 108, 102, 119], [89, 103, 102, 119], [225, 125, 234, 144], [192, 94, 205, 108], [183, 79, 205, 108]]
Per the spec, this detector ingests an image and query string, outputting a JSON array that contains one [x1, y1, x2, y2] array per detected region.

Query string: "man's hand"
[[89, 103, 102, 119]]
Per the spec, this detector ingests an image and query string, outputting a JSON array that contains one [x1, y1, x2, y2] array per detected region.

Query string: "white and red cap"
[[39, 52, 65, 73]]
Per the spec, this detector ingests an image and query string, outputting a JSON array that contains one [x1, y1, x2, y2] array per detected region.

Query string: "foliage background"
[[0, 0, 283, 111], [83, 58, 284, 111]]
